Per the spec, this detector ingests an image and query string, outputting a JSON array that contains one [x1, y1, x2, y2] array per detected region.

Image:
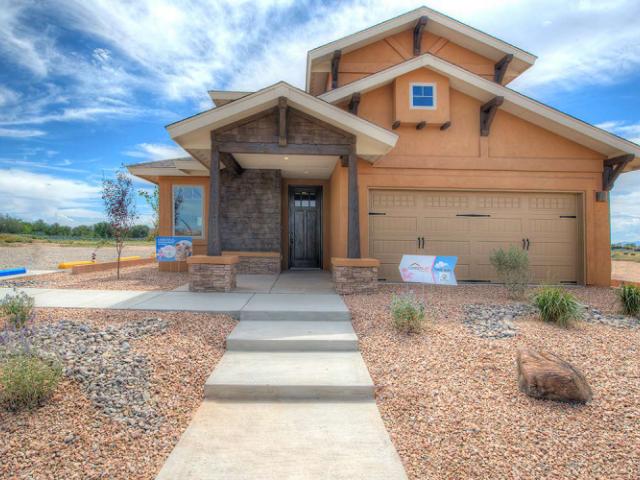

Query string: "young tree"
[[138, 186, 159, 238], [102, 168, 137, 279]]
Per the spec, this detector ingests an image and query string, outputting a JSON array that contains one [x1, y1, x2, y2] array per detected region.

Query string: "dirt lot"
[[1, 264, 188, 291], [0, 308, 235, 479], [0, 243, 155, 270], [612, 260, 640, 283], [346, 285, 639, 480]]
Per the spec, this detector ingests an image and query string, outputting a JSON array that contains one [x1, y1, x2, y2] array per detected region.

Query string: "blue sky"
[[0, 0, 639, 241]]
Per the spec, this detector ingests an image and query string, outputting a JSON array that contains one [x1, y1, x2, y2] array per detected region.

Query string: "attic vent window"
[[410, 83, 436, 109]]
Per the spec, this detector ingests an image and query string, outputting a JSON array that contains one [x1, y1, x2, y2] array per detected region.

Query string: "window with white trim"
[[173, 185, 204, 238], [410, 83, 436, 109]]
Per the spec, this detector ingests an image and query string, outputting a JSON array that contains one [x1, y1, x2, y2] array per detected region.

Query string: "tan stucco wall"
[[393, 69, 450, 125]]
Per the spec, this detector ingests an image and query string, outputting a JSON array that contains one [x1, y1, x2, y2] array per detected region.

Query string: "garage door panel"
[[422, 217, 469, 234], [371, 216, 418, 238], [369, 190, 580, 284]]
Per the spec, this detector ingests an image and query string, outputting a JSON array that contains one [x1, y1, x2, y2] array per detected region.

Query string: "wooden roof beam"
[[331, 50, 342, 89], [480, 96, 504, 136], [494, 54, 514, 84], [220, 152, 243, 176], [278, 96, 287, 147], [348, 92, 361, 115], [413, 16, 428, 56], [603, 154, 634, 191]]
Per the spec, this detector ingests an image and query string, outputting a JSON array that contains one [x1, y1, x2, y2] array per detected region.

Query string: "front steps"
[[226, 320, 359, 351], [155, 294, 408, 480]]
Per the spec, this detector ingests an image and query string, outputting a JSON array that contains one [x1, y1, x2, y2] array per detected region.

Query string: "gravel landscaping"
[[346, 284, 639, 480], [0, 264, 189, 291], [0, 308, 235, 479]]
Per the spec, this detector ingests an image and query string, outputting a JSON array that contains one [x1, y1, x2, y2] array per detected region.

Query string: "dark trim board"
[[288, 185, 323, 269]]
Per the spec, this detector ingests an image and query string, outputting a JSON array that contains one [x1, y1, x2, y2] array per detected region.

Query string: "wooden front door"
[[289, 186, 322, 269]]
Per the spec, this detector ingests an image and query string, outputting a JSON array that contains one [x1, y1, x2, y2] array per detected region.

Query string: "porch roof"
[[166, 81, 398, 163]]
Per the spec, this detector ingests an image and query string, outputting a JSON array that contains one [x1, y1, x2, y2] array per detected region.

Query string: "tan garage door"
[[369, 190, 582, 284]]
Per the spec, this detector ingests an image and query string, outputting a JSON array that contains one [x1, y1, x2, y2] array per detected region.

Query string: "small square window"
[[410, 83, 436, 109]]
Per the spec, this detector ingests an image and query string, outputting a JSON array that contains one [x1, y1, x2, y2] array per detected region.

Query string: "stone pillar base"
[[331, 258, 380, 295], [222, 251, 281, 275], [187, 255, 240, 292]]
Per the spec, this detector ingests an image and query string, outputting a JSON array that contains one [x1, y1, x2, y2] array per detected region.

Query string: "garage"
[[368, 190, 583, 284]]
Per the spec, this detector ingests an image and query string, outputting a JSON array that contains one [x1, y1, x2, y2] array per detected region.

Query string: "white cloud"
[[611, 170, 640, 242], [0, 127, 46, 138], [0, 158, 88, 174], [0, 168, 103, 224], [596, 121, 640, 144], [124, 143, 187, 160]]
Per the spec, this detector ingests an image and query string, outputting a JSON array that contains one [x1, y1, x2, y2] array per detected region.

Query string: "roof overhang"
[[306, 6, 537, 92], [207, 90, 252, 107], [126, 157, 209, 182], [168, 81, 398, 162], [319, 53, 640, 170]]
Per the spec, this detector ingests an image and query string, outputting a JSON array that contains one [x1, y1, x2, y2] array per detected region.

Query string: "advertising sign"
[[156, 236, 193, 262], [398, 255, 458, 285]]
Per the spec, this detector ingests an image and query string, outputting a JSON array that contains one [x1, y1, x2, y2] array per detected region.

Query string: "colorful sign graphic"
[[156, 236, 193, 262], [398, 255, 458, 285]]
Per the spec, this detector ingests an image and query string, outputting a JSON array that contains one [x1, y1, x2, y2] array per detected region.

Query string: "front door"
[[289, 186, 322, 269]]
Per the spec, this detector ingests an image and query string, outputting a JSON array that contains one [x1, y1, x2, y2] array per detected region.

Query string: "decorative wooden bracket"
[[278, 97, 287, 147], [603, 154, 634, 191], [220, 152, 243, 176], [440, 121, 452, 131], [494, 54, 514, 84], [348, 92, 361, 115], [416, 121, 427, 130], [413, 16, 428, 56], [392, 120, 401, 130], [480, 96, 504, 136], [331, 50, 342, 89]]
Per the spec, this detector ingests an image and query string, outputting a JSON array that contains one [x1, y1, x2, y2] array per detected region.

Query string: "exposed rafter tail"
[[413, 16, 428, 56]]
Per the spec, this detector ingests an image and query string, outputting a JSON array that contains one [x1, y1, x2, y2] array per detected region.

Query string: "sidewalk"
[[0, 287, 350, 319]]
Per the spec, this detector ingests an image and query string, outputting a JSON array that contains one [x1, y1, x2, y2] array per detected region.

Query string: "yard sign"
[[156, 236, 193, 262], [398, 255, 458, 285]]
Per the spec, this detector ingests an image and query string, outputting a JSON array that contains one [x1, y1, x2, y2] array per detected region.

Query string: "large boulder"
[[517, 349, 593, 404]]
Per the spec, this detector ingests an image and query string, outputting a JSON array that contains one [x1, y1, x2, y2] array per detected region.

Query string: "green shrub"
[[0, 354, 62, 411], [617, 284, 640, 317], [532, 286, 581, 328], [1, 290, 34, 330], [489, 246, 530, 299], [390, 293, 426, 333]]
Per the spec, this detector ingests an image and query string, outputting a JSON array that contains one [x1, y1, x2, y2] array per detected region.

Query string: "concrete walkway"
[[155, 295, 408, 478]]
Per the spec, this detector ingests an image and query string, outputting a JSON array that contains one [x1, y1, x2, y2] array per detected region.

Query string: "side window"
[[173, 185, 204, 238], [411, 83, 436, 109]]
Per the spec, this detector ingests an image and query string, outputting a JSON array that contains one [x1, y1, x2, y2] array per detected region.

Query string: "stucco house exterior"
[[128, 6, 640, 292]]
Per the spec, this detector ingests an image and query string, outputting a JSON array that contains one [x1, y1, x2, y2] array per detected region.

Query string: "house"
[[128, 6, 640, 292]]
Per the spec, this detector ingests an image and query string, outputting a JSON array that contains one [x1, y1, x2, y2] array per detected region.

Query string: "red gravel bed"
[[1, 264, 188, 291], [0, 308, 235, 479], [346, 285, 640, 480]]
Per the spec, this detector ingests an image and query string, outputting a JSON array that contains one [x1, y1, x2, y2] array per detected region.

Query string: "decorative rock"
[[517, 348, 593, 404], [463, 304, 535, 339]]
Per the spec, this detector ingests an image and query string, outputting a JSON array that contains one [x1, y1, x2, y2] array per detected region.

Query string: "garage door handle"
[[522, 238, 526, 250], [526, 238, 530, 250], [421, 237, 425, 249]]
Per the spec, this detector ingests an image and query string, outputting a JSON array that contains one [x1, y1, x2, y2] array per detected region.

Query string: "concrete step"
[[240, 293, 351, 321], [156, 400, 408, 480], [227, 321, 359, 351], [205, 351, 374, 401]]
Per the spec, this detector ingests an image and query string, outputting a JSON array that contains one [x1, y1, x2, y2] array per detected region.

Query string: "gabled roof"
[[167, 81, 398, 162], [319, 53, 640, 169], [306, 6, 537, 91], [126, 157, 208, 181]]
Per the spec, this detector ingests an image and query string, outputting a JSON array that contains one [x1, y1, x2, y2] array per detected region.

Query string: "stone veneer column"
[[331, 258, 380, 295], [187, 255, 240, 293]]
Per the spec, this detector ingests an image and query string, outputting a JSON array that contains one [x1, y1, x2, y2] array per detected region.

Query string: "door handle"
[[417, 237, 420, 249], [421, 237, 425, 249], [526, 238, 530, 251], [522, 238, 526, 250]]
